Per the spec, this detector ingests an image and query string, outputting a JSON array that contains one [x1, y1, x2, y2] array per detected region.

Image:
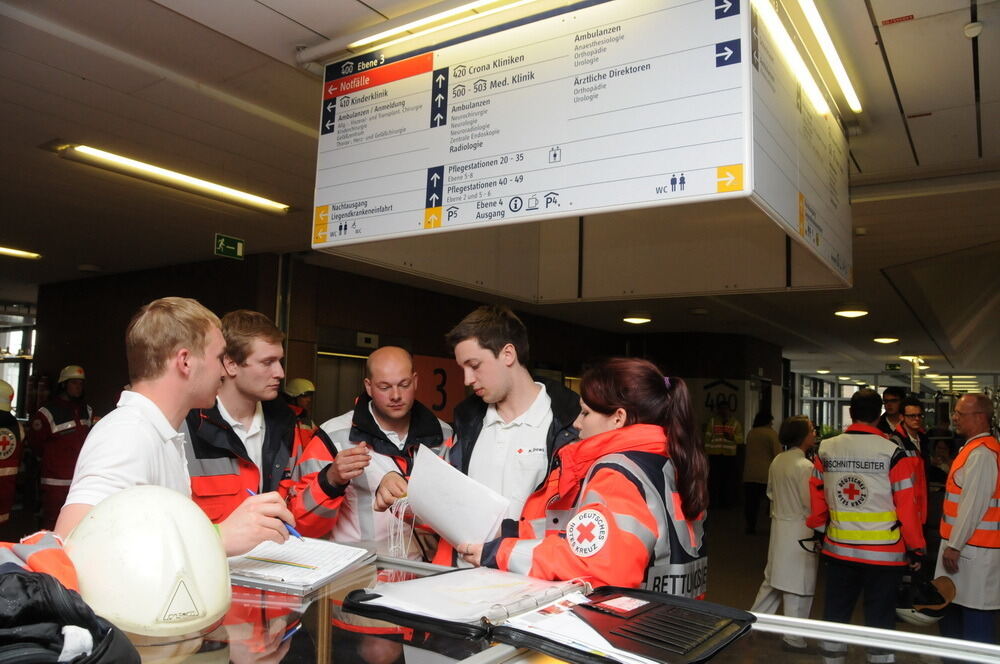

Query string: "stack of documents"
[[345, 569, 754, 664], [228, 537, 375, 596]]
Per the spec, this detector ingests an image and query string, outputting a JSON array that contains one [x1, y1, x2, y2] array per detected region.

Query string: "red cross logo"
[[576, 522, 596, 543], [517, 448, 524, 454], [843, 483, 861, 500]]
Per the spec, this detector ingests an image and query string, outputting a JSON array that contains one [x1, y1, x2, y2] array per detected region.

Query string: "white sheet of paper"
[[407, 445, 510, 546], [367, 567, 584, 624]]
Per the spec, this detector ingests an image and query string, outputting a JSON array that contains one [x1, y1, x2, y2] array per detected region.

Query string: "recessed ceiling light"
[[816, 369, 831, 374], [623, 315, 651, 325], [873, 337, 899, 344], [834, 304, 868, 318], [0, 245, 42, 260], [838, 376, 851, 380], [918, 364, 930, 370]]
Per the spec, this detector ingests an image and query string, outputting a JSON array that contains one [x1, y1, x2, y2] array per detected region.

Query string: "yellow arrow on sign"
[[716, 164, 743, 192]]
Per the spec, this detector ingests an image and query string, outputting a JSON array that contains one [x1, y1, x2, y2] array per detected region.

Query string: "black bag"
[[0, 569, 139, 663]]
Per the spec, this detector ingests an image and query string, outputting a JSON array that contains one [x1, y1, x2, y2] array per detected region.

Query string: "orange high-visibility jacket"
[[483, 423, 707, 595], [941, 434, 1000, 549], [184, 398, 340, 538]]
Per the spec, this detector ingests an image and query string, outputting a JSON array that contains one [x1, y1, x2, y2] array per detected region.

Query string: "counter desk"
[[132, 558, 1000, 664]]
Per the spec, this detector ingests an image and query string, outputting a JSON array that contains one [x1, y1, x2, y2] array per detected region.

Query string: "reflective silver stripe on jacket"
[[291, 457, 327, 480], [942, 513, 1000, 530], [507, 538, 544, 575], [524, 517, 546, 538], [185, 455, 240, 477], [291, 483, 340, 519], [823, 541, 906, 563], [891, 477, 913, 492], [40, 477, 72, 486]]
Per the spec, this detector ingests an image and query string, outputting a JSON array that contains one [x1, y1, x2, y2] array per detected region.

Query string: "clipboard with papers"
[[228, 537, 376, 596], [343, 569, 754, 664]]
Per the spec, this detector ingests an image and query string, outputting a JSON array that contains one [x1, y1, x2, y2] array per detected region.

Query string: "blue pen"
[[245, 489, 304, 540], [280, 623, 302, 643]]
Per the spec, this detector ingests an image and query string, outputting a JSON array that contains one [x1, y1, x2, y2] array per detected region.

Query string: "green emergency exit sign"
[[884, 362, 902, 371], [214, 233, 245, 260]]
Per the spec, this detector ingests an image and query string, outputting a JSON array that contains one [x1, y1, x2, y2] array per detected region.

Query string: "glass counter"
[[132, 557, 1000, 664]]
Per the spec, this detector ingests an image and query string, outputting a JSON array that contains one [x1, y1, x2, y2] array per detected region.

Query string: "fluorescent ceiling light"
[[56, 144, 289, 213], [816, 369, 830, 374], [350, 0, 539, 51], [751, 0, 829, 114], [796, 0, 862, 112], [838, 376, 851, 380], [623, 316, 652, 325], [0, 246, 42, 260], [924, 373, 940, 378], [952, 375, 977, 379], [918, 364, 930, 370], [873, 337, 899, 344], [898, 355, 921, 362]]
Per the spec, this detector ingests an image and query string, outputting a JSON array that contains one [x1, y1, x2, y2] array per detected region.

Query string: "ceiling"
[[0, 0, 998, 382]]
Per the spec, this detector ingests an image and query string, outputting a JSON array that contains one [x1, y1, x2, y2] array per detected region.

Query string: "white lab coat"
[[761, 448, 817, 595]]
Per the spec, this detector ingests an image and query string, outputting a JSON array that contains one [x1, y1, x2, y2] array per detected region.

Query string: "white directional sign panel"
[[747, 5, 851, 283], [312, 0, 853, 296], [313, 0, 748, 239]]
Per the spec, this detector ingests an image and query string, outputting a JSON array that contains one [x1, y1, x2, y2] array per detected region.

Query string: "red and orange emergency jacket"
[[807, 423, 925, 566], [481, 423, 707, 595]]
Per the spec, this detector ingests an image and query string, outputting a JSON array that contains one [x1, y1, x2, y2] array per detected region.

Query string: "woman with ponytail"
[[459, 358, 709, 593]]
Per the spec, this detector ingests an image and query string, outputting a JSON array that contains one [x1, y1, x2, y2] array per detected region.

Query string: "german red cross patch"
[[836, 475, 868, 508], [566, 508, 609, 557], [0, 428, 16, 460]]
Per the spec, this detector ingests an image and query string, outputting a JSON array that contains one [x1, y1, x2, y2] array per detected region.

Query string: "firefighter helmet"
[[896, 576, 956, 626], [58, 365, 86, 384], [64, 485, 231, 637], [0, 380, 12, 412], [283, 378, 315, 398]]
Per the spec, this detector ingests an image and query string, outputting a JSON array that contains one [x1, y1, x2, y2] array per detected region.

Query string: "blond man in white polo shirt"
[[56, 297, 293, 556]]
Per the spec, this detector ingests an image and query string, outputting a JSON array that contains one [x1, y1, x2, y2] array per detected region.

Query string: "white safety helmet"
[[65, 485, 231, 637], [283, 378, 315, 398], [58, 365, 86, 384], [896, 576, 956, 626], [0, 380, 12, 412]]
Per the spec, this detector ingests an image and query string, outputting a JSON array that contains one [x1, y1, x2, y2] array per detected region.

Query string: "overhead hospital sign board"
[[312, 0, 852, 302]]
